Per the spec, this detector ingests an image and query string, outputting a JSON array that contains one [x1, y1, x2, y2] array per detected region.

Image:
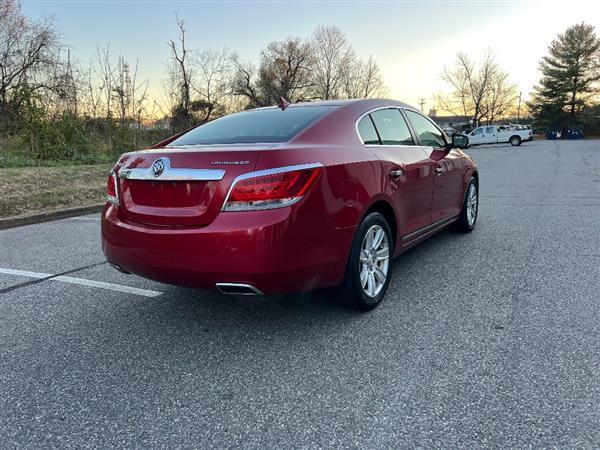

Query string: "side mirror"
[[450, 133, 469, 149]]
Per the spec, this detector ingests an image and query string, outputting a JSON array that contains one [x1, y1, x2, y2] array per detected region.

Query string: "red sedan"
[[102, 99, 478, 310]]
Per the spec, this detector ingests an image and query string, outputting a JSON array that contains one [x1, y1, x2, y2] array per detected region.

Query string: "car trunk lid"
[[116, 145, 270, 227]]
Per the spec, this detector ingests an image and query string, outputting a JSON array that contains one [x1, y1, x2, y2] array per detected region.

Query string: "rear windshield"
[[168, 105, 335, 146]]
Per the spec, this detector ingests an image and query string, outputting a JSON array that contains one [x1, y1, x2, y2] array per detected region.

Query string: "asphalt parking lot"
[[1, 139, 599, 447]]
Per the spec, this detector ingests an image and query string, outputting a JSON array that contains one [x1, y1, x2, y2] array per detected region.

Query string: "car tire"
[[510, 135, 521, 146], [452, 177, 478, 233], [334, 212, 393, 311]]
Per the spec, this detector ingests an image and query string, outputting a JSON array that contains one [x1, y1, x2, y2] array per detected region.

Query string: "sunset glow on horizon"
[[22, 0, 600, 115]]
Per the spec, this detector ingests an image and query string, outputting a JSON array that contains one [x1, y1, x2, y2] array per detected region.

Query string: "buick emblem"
[[151, 158, 166, 177]]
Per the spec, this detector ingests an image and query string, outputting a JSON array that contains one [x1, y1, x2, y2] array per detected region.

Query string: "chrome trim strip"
[[402, 215, 459, 244], [215, 283, 264, 296], [221, 162, 324, 211], [119, 157, 225, 181], [107, 170, 119, 205]]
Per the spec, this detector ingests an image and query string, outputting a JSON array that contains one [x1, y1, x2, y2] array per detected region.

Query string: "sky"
[[21, 0, 600, 114]]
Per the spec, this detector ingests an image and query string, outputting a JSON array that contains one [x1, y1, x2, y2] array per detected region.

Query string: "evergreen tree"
[[528, 23, 600, 127]]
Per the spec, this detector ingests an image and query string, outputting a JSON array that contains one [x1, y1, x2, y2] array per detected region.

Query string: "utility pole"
[[419, 98, 426, 112], [517, 91, 522, 124]]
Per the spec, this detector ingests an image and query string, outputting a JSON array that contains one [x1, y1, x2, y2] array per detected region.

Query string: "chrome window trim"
[[354, 106, 416, 147], [221, 162, 324, 211], [355, 105, 449, 148], [119, 157, 225, 181]]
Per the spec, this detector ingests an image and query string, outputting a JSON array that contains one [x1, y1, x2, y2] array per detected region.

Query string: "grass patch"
[[0, 164, 112, 218]]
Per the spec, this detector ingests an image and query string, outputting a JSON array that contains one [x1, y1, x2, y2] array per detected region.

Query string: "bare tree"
[[112, 56, 131, 128], [191, 48, 234, 121], [167, 13, 192, 128], [342, 55, 386, 99], [234, 37, 313, 107], [34, 48, 78, 118], [481, 70, 518, 124], [310, 25, 353, 99], [78, 61, 104, 129], [231, 55, 262, 108], [0, 0, 59, 110], [94, 44, 116, 146], [259, 37, 314, 103], [435, 51, 515, 126]]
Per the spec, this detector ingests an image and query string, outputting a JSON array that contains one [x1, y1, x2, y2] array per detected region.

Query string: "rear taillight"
[[223, 164, 323, 211], [106, 170, 119, 205]]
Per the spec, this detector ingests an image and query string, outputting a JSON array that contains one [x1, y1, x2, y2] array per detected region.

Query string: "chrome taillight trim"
[[107, 170, 119, 205], [119, 157, 225, 181], [221, 162, 324, 212], [224, 197, 302, 212]]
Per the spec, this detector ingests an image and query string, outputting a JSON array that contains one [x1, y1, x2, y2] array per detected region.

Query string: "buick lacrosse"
[[102, 99, 478, 310]]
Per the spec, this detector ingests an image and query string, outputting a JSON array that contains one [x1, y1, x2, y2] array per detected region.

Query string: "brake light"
[[106, 170, 119, 205], [224, 166, 323, 211]]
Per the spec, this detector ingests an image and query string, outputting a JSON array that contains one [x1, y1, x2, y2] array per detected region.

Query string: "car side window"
[[369, 109, 414, 145], [485, 126, 495, 134], [357, 115, 381, 145], [472, 128, 483, 136], [404, 110, 446, 148]]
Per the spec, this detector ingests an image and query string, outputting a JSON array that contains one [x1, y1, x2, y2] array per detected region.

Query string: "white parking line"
[[0, 267, 162, 297], [0, 268, 52, 278]]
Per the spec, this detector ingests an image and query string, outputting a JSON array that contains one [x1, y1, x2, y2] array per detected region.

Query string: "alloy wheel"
[[359, 225, 390, 297], [466, 183, 478, 226]]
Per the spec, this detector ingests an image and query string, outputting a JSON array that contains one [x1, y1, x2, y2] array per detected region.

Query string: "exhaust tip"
[[216, 283, 264, 296], [109, 263, 131, 274]]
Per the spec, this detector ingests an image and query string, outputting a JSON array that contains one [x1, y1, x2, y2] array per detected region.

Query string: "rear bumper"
[[101, 204, 353, 295]]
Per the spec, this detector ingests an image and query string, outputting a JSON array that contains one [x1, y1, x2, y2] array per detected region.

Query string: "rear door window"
[[357, 115, 381, 145], [369, 109, 414, 145]]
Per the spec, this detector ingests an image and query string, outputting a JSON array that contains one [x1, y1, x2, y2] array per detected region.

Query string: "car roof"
[[250, 98, 418, 112]]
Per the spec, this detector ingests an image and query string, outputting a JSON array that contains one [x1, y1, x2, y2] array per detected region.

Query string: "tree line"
[[436, 22, 600, 132], [0, 0, 386, 165], [2, 0, 599, 167], [163, 17, 386, 130]]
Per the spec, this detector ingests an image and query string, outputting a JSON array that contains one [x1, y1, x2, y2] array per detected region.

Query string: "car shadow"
[[139, 228, 466, 332], [51, 227, 476, 366]]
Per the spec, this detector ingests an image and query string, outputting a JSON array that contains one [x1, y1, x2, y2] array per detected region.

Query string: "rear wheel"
[[452, 177, 478, 233], [510, 135, 522, 146], [335, 212, 393, 310]]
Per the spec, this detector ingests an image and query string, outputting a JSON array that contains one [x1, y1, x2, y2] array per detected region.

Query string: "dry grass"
[[0, 164, 112, 218]]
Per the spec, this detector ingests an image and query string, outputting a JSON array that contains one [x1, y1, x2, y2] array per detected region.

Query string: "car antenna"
[[278, 97, 291, 111]]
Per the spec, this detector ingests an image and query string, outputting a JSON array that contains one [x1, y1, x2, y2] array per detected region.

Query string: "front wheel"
[[452, 177, 478, 233], [334, 212, 393, 310], [510, 135, 522, 146]]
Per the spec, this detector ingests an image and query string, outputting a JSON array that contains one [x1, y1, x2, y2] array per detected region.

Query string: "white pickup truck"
[[467, 125, 533, 147]]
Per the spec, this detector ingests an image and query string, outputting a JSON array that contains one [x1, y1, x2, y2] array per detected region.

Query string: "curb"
[[0, 204, 105, 230]]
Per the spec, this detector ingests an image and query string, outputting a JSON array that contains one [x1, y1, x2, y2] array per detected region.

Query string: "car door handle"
[[389, 169, 404, 178], [435, 166, 444, 175]]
